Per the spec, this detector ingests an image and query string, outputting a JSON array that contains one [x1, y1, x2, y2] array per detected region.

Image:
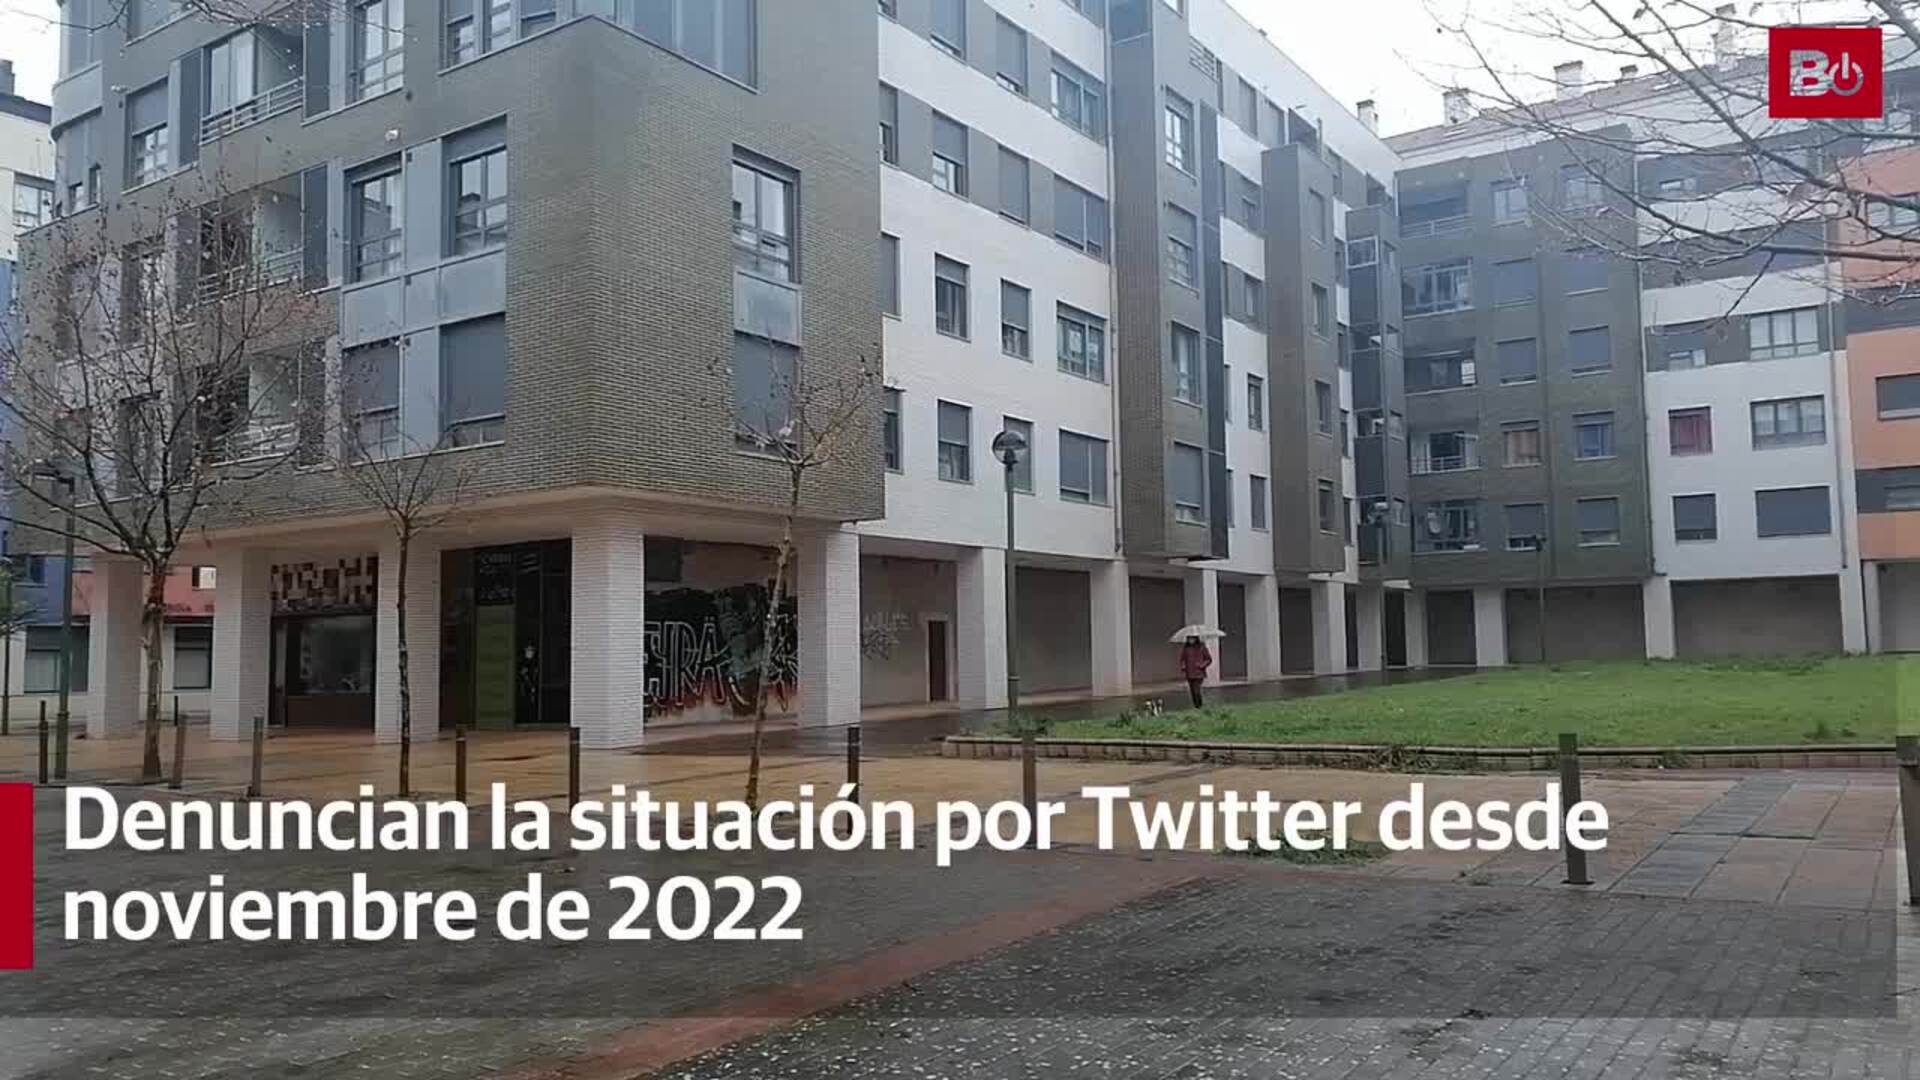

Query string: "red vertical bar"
[[0, 783, 31, 970]]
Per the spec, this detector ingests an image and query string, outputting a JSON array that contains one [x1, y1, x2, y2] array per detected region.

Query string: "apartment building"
[[1388, 53, 1908, 662], [27, 0, 1410, 746]]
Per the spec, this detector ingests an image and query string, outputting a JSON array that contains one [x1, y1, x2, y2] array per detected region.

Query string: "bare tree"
[[1432, 1, 1920, 302], [0, 172, 324, 780], [0, 557, 38, 736], [321, 347, 482, 798], [723, 341, 882, 811]]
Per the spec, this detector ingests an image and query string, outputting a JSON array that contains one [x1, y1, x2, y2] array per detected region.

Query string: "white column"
[[376, 536, 442, 745], [1642, 576, 1676, 660], [955, 546, 1008, 710], [1310, 579, 1347, 675], [1354, 585, 1385, 672], [1403, 589, 1429, 668], [1472, 585, 1508, 667], [1838, 566, 1868, 654], [797, 528, 860, 728], [1089, 560, 1132, 697], [570, 517, 647, 749], [1183, 566, 1222, 685], [1244, 574, 1284, 682], [211, 547, 272, 740], [1861, 563, 1884, 654], [86, 557, 144, 739]]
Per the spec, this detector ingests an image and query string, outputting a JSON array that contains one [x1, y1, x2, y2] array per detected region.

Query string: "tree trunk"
[[139, 564, 169, 781], [395, 529, 412, 798], [745, 522, 795, 812]]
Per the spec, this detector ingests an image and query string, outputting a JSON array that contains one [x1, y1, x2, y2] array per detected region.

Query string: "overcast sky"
[[0, 0, 1878, 137]]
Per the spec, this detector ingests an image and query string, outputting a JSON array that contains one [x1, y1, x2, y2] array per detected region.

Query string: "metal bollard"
[[455, 725, 469, 804], [36, 701, 48, 785], [54, 704, 69, 781], [1021, 733, 1038, 850], [169, 696, 187, 791], [246, 716, 265, 799], [568, 726, 581, 809], [1559, 733, 1592, 886], [1898, 735, 1918, 907], [845, 726, 862, 801]]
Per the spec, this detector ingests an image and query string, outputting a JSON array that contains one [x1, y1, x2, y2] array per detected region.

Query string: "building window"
[[1164, 90, 1194, 172], [995, 15, 1027, 93], [934, 255, 969, 338], [349, 165, 404, 282], [13, 176, 53, 230], [1561, 162, 1603, 207], [1238, 176, 1262, 232], [450, 142, 509, 256], [1173, 443, 1206, 523], [1885, 483, 1920, 511], [882, 387, 902, 471], [173, 625, 213, 690], [1234, 272, 1265, 328], [1239, 77, 1259, 132], [1171, 324, 1202, 404], [1054, 179, 1108, 257], [1756, 485, 1831, 537], [1246, 374, 1264, 431], [1568, 325, 1612, 374], [441, 314, 507, 447], [1492, 258, 1534, 305], [25, 626, 88, 693], [352, 0, 404, 99], [878, 0, 894, 18], [1311, 284, 1330, 337], [125, 82, 169, 188], [56, 112, 101, 213], [61, 0, 98, 74], [1751, 395, 1825, 448], [1673, 493, 1717, 541], [1416, 499, 1478, 552], [631, 0, 757, 85], [1492, 178, 1527, 222], [1001, 417, 1033, 492], [1748, 307, 1819, 360], [880, 233, 899, 316], [999, 148, 1030, 223], [931, 112, 969, 196], [190, 565, 217, 590], [1496, 337, 1537, 385], [1403, 259, 1471, 316], [1312, 379, 1333, 434], [1574, 411, 1615, 459], [732, 333, 796, 447], [1309, 190, 1328, 245], [1001, 281, 1031, 360], [1318, 480, 1340, 534], [1249, 475, 1269, 530], [343, 339, 400, 457], [1564, 249, 1608, 293], [1059, 430, 1109, 504], [1222, 364, 1232, 423], [1050, 55, 1105, 138], [1167, 204, 1198, 287], [1875, 373, 1920, 419], [936, 401, 972, 482], [731, 156, 794, 280], [879, 83, 899, 165], [1413, 429, 1478, 474], [1057, 304, 1106, 381], [1407, 347, 1475, 392], [930, 0, 966, 57], [1505, 502, 1546, 551], [1668, 407, 1712, 455], [1576, 496, 1621, 546]]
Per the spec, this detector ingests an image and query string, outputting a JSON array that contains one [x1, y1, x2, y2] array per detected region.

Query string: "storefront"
[[270, 556, 378, 728]]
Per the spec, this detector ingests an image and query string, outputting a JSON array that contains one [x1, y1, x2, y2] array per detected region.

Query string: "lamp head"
[[991, 428, 1027, 467]]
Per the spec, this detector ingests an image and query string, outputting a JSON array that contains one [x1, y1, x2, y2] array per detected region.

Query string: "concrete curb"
[[939, 736, 1901, 771]]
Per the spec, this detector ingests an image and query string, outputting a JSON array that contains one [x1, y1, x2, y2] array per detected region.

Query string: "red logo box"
[[0, 784, 29, 970], [1770, 26, 1883, 119]]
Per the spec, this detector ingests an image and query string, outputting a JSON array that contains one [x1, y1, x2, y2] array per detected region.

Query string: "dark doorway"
[[927, 620, 949, 701], [1385, 590, 1408, 667], [442, 539, 572, 730]]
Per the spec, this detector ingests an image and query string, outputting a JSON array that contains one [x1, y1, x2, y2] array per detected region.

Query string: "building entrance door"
[[927, 620, 949, 701]]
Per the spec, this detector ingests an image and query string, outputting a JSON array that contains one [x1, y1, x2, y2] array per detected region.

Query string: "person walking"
[[1178, 635, 1212, 709]]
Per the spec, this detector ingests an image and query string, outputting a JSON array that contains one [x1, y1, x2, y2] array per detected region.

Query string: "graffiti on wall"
[[644, 584, 797, 716]]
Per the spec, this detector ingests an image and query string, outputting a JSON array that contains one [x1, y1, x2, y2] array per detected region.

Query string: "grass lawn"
[[1041, 656, 1919, 749]]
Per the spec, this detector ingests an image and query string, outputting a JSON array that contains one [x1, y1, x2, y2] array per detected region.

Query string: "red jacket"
[[1178, 642, 1213, 680]]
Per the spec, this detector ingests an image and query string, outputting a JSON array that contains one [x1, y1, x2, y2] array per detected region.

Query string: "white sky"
[[0, 0, 1882, 137]]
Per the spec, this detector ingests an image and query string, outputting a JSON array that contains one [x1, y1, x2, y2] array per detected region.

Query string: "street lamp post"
[[30, 463, 77, 780], [991, 429, 1027, 716], [1, 528, 12, 738]]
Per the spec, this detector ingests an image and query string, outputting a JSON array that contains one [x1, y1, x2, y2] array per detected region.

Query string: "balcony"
[[1400, 213, 1469, 239], [201, 77, 303, 145], [195, 175, 307, 301]]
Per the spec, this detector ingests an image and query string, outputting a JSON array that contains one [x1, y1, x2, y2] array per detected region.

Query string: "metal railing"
[[196, 246, 303, 302], [1400, 213, 1469, 238], [200, 78, 304, 145]]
